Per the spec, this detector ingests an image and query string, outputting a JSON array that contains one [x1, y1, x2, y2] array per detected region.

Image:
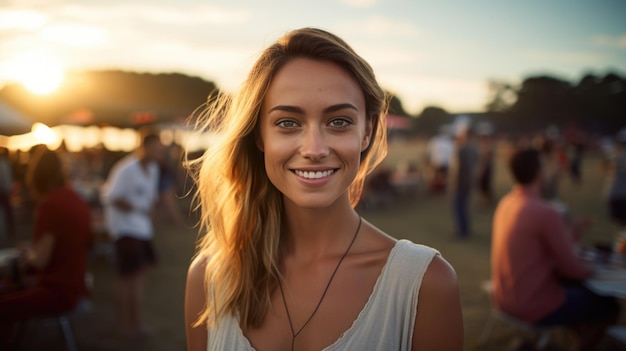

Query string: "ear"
[[361, 117, 374, 152]]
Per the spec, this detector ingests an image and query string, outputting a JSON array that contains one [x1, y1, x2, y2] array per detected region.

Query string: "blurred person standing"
[[0, 147, 15, 244], [491, 148, 618, 351], [606, 129, 626, 240], [564, 123, 586, 185], [538, 138, 561, 202], [427, 125, 454, 194], [451, 126, 478, 238], [0, 149, 91, 348], [101, 133, 163, 337], [155, 144, 187, 227], [475, 123, 495, 207]]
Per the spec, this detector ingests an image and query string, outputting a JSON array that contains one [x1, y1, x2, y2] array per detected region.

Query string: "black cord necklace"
[[278, 216, 362, 351]]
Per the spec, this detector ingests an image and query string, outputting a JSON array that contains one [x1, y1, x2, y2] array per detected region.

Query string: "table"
[[585, 262, 626, 299], [0, 247, 19, 267], [0, 248, 20, 290]]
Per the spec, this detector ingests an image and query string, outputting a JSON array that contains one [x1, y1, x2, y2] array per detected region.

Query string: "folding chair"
[[607, 326, 626, 347], [479, 280, 567, 349], [13, 273, 94, 351]]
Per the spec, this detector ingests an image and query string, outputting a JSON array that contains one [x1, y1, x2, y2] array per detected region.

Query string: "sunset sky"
[[0, 0, 624, 115]]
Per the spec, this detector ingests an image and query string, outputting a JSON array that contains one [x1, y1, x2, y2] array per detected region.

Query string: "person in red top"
[[491, 148, 618, 350], [0, 148, 92, 347]]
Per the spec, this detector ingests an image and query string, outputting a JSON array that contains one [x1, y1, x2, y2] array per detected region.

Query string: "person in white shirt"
[[427, 126, 454, 194], [101, 133, 163, 337]]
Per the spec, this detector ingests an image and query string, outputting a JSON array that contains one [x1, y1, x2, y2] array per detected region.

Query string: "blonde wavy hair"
[[189, 27, 389, 330]]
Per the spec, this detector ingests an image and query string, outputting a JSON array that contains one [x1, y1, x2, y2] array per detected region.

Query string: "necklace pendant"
[[278, 217, 362, 351]]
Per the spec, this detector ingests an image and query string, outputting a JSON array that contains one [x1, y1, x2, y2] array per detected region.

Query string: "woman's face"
[[258, 58, 371, 209]]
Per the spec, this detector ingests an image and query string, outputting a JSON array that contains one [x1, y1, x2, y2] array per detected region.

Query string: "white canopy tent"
[[0, 101, 33, 137]]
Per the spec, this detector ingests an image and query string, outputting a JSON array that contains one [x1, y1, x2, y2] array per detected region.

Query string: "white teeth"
[[295, 169, 334, 179]]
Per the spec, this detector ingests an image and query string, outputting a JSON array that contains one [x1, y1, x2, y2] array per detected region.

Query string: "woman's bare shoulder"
[[412, 254, 463, 350], [187, 253, 209, 282], [423, 254, 458, 290], [185, 253, 210, 351]]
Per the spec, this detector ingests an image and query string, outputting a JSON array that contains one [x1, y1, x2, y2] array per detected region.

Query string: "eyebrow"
[[268, 103, 358, 114]]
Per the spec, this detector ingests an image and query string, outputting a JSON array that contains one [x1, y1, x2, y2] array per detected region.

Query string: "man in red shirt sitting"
[[0, 148, 92, 348], [491, 148, 618, 350]]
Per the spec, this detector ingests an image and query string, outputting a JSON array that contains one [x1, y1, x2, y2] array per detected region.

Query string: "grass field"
[[12, 137, 624, 351]]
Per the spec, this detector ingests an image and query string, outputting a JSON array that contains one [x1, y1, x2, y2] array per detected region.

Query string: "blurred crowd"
[[360, 121, 621, 214], [0, 135, 190, 247], [1, 119, 625, 349]]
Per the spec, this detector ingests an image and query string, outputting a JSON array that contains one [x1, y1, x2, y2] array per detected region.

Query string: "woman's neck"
[[281, 200, 361, 262]]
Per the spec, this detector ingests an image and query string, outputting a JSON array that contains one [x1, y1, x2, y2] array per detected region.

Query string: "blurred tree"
[[573, 72, 626, 134], [387, 93, 409, 117], [0, 70, 218, 127], [485, 80, 517, 112], [510, 76, 576, 130], [413, 106, 452, 136], [509, 73, 626, 134]]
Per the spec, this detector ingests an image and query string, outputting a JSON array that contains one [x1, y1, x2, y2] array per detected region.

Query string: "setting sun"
[[7, 49, 65, 95]]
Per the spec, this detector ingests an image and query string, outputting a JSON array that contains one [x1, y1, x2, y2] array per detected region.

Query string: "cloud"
[[0, 9, 47, 30], [359, 46, 422, 68], [521, 49, 608, 65], [56, 2, 250, 26], [592, 34, 626, 49], [337, 15, 420, 39], [1, 2, 253, 50], [40, 23, 109, 47], [379, 74, 488, 113], [35, 2, 255, 61], [341, 0, 378, 8], [0, 1, 260, 90]]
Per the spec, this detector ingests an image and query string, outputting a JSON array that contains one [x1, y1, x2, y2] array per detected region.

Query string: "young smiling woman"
[[258, 58, 369, 210], [185, 27, 463, 351]]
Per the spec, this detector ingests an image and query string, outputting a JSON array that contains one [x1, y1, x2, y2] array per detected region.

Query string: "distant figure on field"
[[538, 138, 561, 201], [565, 124, 586, 185], [427, 126, 454, 194], [101, 133, 164, 337], [606, 129, 626, 234], [475, 124, 495, 206], [156, 144, 187, 227], [451, 126, 478, 238]]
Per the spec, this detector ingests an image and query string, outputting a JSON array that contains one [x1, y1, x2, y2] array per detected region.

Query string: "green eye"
[[277, 120, 298, 128], [329, 118, 351, 128]]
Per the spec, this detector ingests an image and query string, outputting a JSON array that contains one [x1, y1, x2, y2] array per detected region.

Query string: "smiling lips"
[[294, 169, 335, 179]]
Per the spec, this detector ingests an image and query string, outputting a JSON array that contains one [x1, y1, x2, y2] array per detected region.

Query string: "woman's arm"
[[411, 255, 463, 351], [185, 255, 208, 351]]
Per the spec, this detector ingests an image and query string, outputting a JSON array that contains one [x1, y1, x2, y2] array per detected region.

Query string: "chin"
[[285, 194, 343, 210]]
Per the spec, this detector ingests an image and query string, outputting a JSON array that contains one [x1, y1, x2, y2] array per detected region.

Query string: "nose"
[[300, 126, 329, 161]]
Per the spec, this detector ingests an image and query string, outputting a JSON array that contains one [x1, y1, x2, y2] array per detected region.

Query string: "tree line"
[[0, 70, 217, 128], [413, 71, 626, 137], [0, 69, 624, 137]]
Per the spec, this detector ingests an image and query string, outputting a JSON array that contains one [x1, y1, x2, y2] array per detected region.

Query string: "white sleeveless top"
[[207, 239, 439, 351]]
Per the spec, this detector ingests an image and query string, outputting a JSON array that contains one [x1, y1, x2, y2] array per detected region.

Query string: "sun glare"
[[32, 123, 60, 146], [7, 49, 65, 95]]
